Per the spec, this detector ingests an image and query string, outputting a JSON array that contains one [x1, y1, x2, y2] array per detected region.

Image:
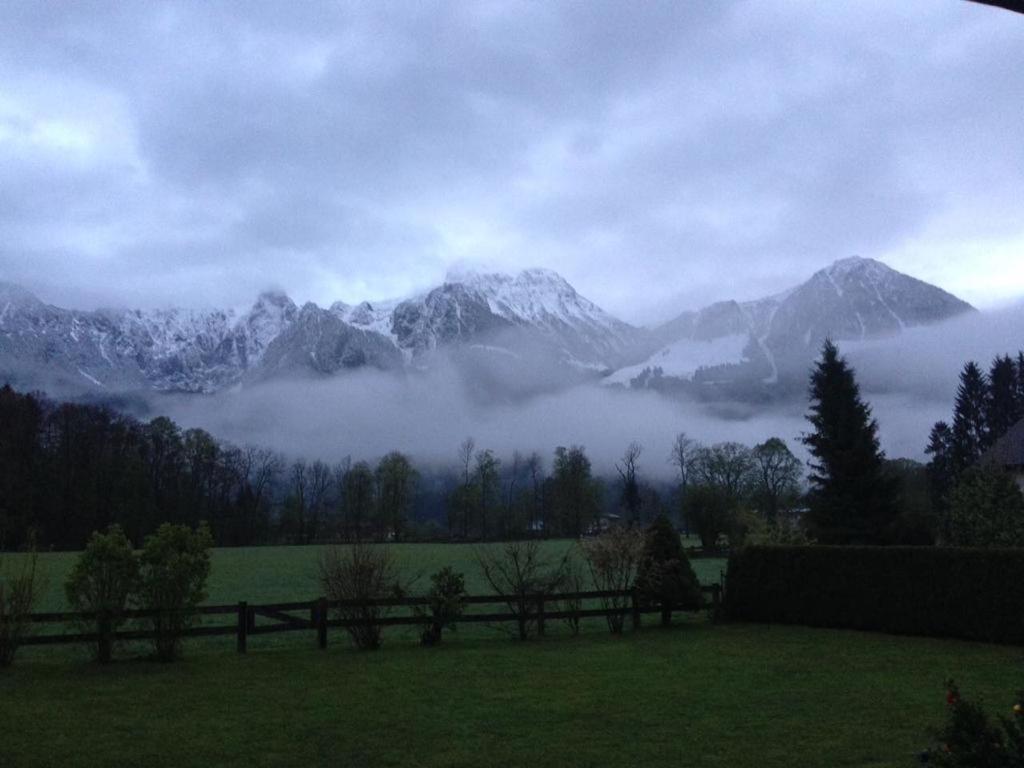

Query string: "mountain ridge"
[[612, 256, 975, 395], [0, 258, 977, 399]]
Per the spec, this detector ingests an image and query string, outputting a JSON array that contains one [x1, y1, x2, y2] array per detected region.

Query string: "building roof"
[[986, 418, 1024, 468]]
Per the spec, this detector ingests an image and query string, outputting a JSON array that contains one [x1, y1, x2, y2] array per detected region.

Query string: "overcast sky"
[[1, 1, 1022, 325]]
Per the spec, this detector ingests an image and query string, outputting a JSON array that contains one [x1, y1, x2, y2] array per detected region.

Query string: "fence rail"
[[19, 585, 722, 655]]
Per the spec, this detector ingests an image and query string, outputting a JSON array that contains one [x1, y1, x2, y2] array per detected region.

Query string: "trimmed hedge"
[[724, 545, 1024, 644]]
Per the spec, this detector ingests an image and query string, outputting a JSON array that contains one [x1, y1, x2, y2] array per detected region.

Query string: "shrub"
[[725, 546, 1024, 644], [137, 522, 213, 662], [65, 525, 139, 662], [925, 680, 1024, 767], [637, 515, 702, 627], [476, 540, 570, 640], [745, 517, 815, 546], [418, 567, 466, 646], [319, 543, 406, 650], [948, 465, 1024, 547], [0, 549, 38, 668], [581, 525, 644, 633]]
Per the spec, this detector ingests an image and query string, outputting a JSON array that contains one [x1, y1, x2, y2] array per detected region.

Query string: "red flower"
[[947, 691, 959, 706]]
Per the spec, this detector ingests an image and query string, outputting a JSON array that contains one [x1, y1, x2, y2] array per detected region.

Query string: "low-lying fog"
[[158, 302, 1023, 477]]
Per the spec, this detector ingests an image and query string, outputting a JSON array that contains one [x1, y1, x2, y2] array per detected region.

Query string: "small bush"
[[948, 465, 1024, 547], [320, 543, 406, 650], [0, 549, 38, 668], [637, 515, 702, 627], [418, 567, 466, 646], [581, 526, 644, 633], [137, 522, 213, 662], [476, 540, 570, 641], [65, 525, 139, 662], [925, 680, 1024, 767], [725, 546, 1024, 644]]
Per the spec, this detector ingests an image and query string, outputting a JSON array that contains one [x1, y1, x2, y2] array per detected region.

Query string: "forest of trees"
[[0, 382, 812, 551], [3, 343, 1022, 552], [925, 351, 1024, 546]]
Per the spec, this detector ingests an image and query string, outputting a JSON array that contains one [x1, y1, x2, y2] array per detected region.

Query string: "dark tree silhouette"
[[951, 361, 989, 473], [925, 420, 955, 536], [801, 340, 898, 544], [616, 441, 643, 526], [986, 355, 1021, 444], [636, 514, 701, 627]]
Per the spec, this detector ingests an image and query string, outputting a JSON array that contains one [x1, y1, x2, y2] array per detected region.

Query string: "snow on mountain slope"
[[0, 268, 650, 394], [620, 256, 975, 392], [445, 268, 647, 367], [604, 334, 751, 385]]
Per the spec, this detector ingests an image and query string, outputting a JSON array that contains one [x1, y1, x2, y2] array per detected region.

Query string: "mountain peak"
[[0, 281, 44, 310], [253, 288, 295, 309]]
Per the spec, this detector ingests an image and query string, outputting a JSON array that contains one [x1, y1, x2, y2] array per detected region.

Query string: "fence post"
[[317, 597, 328, 650], [237, 601, 248, 654], [536, 594, 546, 637], [631, 587, 641, 631], [98, 610, 112, 664]]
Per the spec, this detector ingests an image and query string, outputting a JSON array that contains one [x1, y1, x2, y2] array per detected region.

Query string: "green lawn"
[[2, 621, 1019, 768], [14, 540, 726, 611]]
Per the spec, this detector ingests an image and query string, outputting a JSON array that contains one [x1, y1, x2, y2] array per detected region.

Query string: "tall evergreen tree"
[[801, 340, 898, 544], [951, 361, 989, 473], [1017, 351, 1024, 412], [986, 355, 1020, 444], [924, 420, 954, 538]]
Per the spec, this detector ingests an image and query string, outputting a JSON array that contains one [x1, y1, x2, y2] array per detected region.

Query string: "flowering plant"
[[924, 680, 1024, 767]]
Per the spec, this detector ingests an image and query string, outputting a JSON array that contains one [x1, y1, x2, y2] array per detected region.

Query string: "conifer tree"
[[636, 514, 701, 626], [924, 421, 954, 537], [986, 355, 1020, 444], [1017, 351, 1024, 412], [951, 361, 989, 473], [801, 340, 898, 544]]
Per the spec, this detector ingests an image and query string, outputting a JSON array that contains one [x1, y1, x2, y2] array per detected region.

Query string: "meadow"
[[3, 541, 1020, 767], [1, 621, 1020, 767]]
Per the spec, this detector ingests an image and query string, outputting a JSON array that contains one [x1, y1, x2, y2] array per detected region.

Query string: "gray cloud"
[[150, 303, 1024, 477], [1, 0, 1022, 319]]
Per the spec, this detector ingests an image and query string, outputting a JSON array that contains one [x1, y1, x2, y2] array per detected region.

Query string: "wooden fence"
[[21, 585, 722, 657]]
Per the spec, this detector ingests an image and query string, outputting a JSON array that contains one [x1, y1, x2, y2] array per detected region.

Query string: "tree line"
[[0, 380, 808, 551], [4, 340, 1021, 552], [925, 351, 1024, 546], [0, 385, 425, 550]]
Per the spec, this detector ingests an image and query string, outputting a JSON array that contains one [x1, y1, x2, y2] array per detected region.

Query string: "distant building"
[[985, 418, 1024, 491], [585, 513, 623, 536]]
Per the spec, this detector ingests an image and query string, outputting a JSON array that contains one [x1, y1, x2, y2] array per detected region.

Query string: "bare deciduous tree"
[[616, 441, 643, 525], [476, 540, 570, 640], [581, 526, 645, 633], [319, 543, 407, 650], [669, 433, 696, 491]]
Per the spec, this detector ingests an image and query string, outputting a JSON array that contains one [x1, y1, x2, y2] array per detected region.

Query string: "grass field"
[[2, 620, 1020, 768], [11, 540, 727, 612]]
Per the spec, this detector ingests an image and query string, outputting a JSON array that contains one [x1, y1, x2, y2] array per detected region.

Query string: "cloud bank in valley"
[[155, 301, 1023, 475]]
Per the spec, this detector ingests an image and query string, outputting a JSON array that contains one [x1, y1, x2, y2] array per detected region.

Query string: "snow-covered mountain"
[[609, 256, 975, 396], [0, 268, 649, 395], [0, 258, 976, 400]]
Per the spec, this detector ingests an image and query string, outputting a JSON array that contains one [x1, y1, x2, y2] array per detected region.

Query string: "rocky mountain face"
[[0, 268, 649, 396], [610, 256, 975, 397], [0, 258, 976, 401]]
